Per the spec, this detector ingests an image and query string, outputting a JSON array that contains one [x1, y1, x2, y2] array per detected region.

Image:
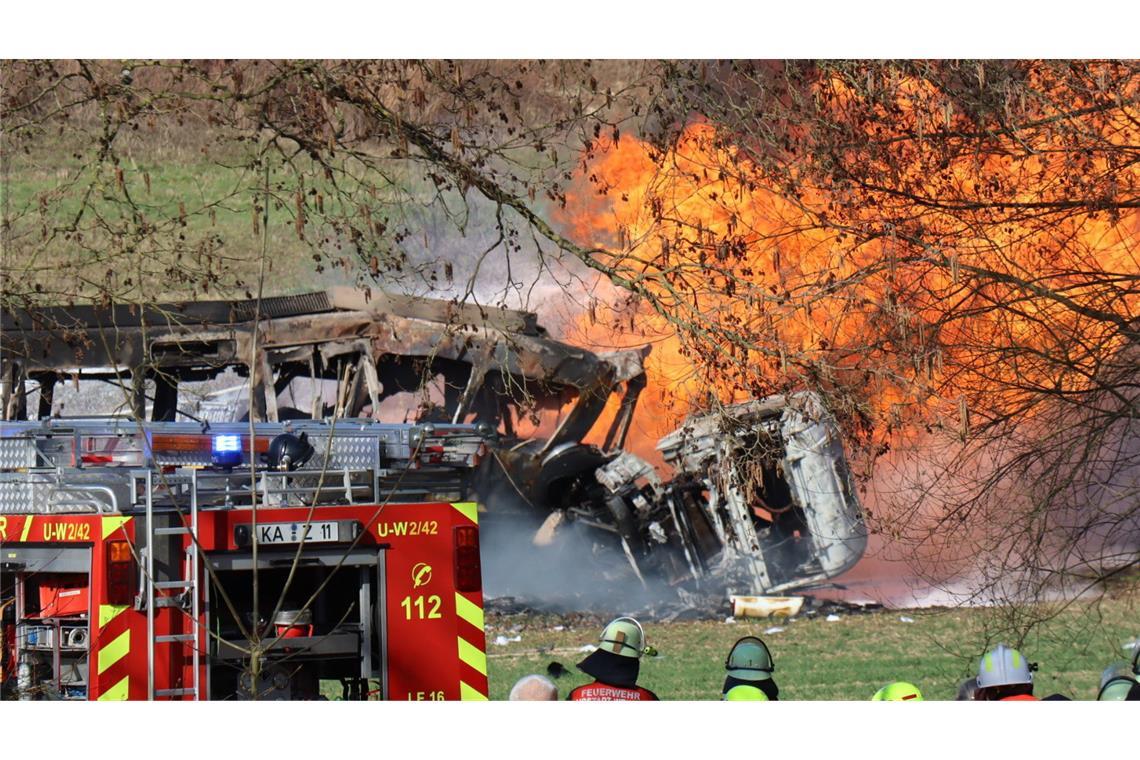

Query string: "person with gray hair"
[[509, 674, 559, 701]]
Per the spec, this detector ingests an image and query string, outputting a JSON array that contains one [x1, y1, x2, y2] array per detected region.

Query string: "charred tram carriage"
[[0, 419, 491, 700], [1, 288, 868, 604]]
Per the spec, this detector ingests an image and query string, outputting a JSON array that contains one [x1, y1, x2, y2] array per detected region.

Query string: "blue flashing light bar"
[[213, 434, 241, 453], [211, 434, 243, 468]]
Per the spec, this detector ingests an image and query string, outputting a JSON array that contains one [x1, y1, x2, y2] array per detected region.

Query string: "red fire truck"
[[0, 418, 491, 700]]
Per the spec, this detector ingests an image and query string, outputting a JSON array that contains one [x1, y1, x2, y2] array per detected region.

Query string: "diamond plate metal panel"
[[321, 436, 379, 470], [0, 477, 52, 513], [0, 439, 36, 470]]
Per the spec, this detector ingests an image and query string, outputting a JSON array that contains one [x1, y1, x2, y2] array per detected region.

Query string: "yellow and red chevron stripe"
[[94, 603, 131, 700], [93, 516, 136, 700], [451, 502, 488, 701], [455, 590, 488, 700]]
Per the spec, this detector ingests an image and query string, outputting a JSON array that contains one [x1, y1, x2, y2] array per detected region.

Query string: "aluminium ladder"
[[142, 469, 202, 700]]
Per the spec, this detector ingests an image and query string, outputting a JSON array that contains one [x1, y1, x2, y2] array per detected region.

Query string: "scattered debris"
[[577, 645, 597, 653], [546, 662, 569, 678], [763, 626, 785, 635], [483, 592, 883, 632], [899, 615, 915, 623], [492, 634, 523, 646], [640, 588, 731, 622], [725, 616, 737, 624], [826, 614, 841, 622], [797, 596, 883, 618]]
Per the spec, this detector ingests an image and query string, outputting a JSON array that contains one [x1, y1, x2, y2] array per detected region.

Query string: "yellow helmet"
[[871, 681, 924, 701], [724, 684, 770, 701], [597, 617, 655, 659]]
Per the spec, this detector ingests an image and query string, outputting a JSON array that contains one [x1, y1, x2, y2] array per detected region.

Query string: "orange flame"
[[559, 76, 1140, 462]]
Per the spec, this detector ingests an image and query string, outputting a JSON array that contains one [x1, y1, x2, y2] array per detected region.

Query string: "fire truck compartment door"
[[207, 546, 388, 685], [1, 546, 91, 573]]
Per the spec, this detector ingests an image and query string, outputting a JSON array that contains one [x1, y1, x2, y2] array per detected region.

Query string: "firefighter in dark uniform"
[[721, 636, 780, 701], [567, 617, 659, 701]]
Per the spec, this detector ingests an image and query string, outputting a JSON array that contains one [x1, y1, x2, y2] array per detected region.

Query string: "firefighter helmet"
[[976, 644, 1035, 689], [1097, 663, 1140, 701], [597, 617, 654, 658], [724, 684, 769, 701], [871, 681, 924, 701], [725, 636, 774, 680], [267, 432, 314, 471]]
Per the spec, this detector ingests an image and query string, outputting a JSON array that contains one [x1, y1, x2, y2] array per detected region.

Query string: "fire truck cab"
[[0, 419, 491, 700]]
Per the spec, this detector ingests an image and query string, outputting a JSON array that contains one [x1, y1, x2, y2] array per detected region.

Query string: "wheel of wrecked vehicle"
[[533, 442, 611, 508]]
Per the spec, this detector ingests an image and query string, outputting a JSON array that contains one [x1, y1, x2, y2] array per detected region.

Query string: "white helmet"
[[977, 644, 1034, 689]]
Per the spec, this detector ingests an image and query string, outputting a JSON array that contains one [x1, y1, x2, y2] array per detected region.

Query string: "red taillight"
[[453, 526, 481, 593], [106, 540, 136, 606]]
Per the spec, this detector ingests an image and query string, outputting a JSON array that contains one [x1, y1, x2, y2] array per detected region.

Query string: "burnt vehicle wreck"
[[2, 288, 866, 597]]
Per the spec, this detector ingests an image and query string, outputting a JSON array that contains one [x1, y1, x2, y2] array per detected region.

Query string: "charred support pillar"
[[261, 350, 279, 423], [602, 373, 647, 452], [340, 343, 382, 418], [309, 352, 323, 420], [248, 343, 278, 423], [250, 366, 266, 422], [2, 361, 28, 421], [130, 370, 147, 420], [0, 361, 9, 420], [540, 378, 615, 455], [358, 348, 383, 416], [344, 359, 365, 417], [36, 373, 57, 420], [152, 372, 178, 422], [452, 345, 494, 424]]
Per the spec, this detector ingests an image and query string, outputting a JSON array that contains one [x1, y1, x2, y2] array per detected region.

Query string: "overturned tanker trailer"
[[526, 392, 868, 597], [655, 394, 868, 593], [1, 288, 866, 597]]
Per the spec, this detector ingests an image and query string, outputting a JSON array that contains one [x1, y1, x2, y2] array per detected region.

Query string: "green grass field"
[[3, 124, 407, 302], [484, 585, 1139, 701], [3, 120, 474, 303]]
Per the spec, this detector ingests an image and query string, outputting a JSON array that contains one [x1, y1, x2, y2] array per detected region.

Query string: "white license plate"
[[256, 521, 340, 544]]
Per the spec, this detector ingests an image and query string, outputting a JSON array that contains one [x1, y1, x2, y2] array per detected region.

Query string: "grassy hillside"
[[484, 587, 1139, 701], [2, 126, 343, 300], [3, 115, 524, 306]]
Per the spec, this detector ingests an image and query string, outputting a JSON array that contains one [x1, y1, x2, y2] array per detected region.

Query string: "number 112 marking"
[[400, 594, 442, 620]]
